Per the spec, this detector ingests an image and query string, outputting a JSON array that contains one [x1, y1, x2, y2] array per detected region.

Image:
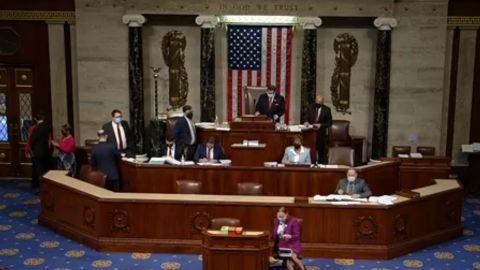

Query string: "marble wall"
[[451, 29, 476, 165], [388, 0, 449, 156], [317, 28, 377, 157], [74, 0, 450, 160]]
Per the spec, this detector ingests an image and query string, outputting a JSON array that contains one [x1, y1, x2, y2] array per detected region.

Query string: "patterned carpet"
[[0, 179, 479, 270]]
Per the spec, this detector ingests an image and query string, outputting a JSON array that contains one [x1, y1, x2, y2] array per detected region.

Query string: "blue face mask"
[[114, 117, 122, 124], [278, 216, 286, 223]]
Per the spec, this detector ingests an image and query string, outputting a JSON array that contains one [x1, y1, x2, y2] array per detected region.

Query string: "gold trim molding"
[[448, 16, 480, 27], [0, 10, 75, 23]]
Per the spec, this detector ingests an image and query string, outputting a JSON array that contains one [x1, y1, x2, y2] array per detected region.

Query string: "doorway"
[[0, 66, 34, 177]]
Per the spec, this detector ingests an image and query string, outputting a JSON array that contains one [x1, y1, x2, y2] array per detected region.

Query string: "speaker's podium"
[[202, 230, 270, 270], [230, 115, 275, 130]]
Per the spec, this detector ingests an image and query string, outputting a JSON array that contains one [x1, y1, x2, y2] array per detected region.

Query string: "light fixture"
[[220, 15, 297, 25]]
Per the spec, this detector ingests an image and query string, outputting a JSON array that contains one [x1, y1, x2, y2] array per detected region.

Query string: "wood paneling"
[[395, 157, 451, 190], [0, 20, 52, 124], [121, 157, 450, 196], [39, 173, 463, 259], [202, 231, 270, 270], [446, 27, 460, 157], [197, 128, 318, 166], [121, 161, 400, 197], [470, 28, 480, 143], [0, 0, 74, 11], [449, 0, 480, 17]]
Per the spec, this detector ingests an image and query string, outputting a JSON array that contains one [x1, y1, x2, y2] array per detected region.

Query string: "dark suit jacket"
[[90, 141, 121, 181], [255, 93, 285, 120], [159, 143, 184, 161], [193, 144, 224, 162], [304, 104, 333, 128], [102, 120, 135, 157], [335, 178, 372, 198], [173, 116, 196, 146], [31, 122, 52, 158]]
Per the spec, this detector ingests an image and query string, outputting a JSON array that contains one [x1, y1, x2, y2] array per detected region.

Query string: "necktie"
[[316, 107, 321, 123], [347, 182, 353, 194], [117, 123, 124, 150], [208, 147, 213, 160], [268, 97, 273, 110]]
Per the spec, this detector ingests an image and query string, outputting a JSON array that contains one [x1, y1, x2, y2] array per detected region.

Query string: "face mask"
[[278, 216, 286, 223], [114, 117, 122, 124], [293, 143, 301, 149], [186, 111, 193, 119], [347, 176, 356, 182], [315, 103, 322, 108]]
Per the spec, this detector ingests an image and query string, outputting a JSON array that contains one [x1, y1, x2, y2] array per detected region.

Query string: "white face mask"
[[347, 176, 356, 182]]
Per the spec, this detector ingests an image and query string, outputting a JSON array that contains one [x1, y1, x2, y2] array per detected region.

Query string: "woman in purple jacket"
[[272, 206, 305, 270]]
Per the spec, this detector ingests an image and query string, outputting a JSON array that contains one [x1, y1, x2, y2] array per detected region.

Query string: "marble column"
[[298, 17, 322, 123], [371, 17, 397, 159], [47, 22, 68, 140], [122, 14, 146, 154], [196, 15, 218, 122]]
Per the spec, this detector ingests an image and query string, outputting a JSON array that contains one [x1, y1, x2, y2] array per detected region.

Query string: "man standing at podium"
[[254, 85, 285, 122], [304, 95, 332, 164]]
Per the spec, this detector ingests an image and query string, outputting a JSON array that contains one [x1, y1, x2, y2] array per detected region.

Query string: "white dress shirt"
[[111, 121, 126, 150]]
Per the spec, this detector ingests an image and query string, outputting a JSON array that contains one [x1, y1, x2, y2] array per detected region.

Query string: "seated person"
[[193, 136, 224, 163], [159, 137, 184, 161], [271, 206, 305, 270], [335, 168, 372, 198], [281, 135, 311, 165]]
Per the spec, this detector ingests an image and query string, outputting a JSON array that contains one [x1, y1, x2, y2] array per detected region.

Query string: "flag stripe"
[[237, 71, 243, 117], [285, 28, 293, 123], [276, 28, 282, 96], [266, 28, 272, 86], [261, 30, 268, 85], [228, 69, 233, 122]]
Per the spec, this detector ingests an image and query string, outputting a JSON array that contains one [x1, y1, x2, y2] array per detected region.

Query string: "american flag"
[[227, 25, 293, 123]]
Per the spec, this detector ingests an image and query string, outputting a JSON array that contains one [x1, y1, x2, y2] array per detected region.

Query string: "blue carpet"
[[0, 179, 479, 270]]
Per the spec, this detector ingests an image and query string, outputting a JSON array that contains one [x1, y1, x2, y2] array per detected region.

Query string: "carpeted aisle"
[[0, 179, 480, 270]]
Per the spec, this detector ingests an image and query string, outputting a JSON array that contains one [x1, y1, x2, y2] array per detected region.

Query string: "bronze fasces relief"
[[330, 33, 358, 115], [162, 30, 189, 109]]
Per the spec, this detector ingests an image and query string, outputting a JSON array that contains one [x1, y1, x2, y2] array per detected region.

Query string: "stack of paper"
[[368, 195, 397, 205]]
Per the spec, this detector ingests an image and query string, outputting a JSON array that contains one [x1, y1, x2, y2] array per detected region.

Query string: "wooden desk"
[[121, 161, 400, 197], [468, 153, 480, 192], [197, 127, 317, 166], [39, 171, 463, 259], [383, 156, 451, 190], [202, 230, 269, 270]]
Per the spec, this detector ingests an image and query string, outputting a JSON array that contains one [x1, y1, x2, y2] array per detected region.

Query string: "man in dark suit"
[[173, 105, 196, 160], [304, 95, 332, 164], [335, 168, 372, 198], [254, 85, 285, 122], [193, 136, 224, 163], [102, 109, 135, 158], [159, 137, 184, 161], [90, 129, 121, 191], [30, 113, 53, 189]]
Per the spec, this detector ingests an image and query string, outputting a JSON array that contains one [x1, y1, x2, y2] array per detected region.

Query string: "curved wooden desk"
[[121, 161, 400, 196], [39, 171, 462, 259]]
